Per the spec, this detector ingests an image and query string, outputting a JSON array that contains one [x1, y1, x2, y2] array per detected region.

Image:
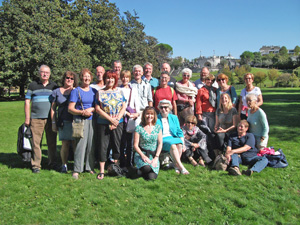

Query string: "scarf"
[[175, 81, 198, 100], [204, 85, 216, 108]]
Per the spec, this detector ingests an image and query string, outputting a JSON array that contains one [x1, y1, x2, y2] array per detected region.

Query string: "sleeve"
[[69, 88, 79, 103], [227, 135, 233, 148], [259, 109, 269, 138], [230, 86, 238, 105], [174, 115, 183, 137], [25, 82, 34, 99], [172, 88, 178, 101], [51, 89, 58, 103], [231, 107, 237, 116], [146, 83, 153, 102], [245, 133, 256, 148], [195, 88, 202, 114]]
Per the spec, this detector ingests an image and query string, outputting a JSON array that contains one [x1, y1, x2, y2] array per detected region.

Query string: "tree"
[[268, 69, 279, 87], [234, 66, 247, 83], [155, 43, 173, 65], [171, 57, 183, 70], [279, 46, 288, 56], [253, 52, 262, 67], [240, 51, 254, 65], [294, 45, 300, 56], [289, 73, 299, 87], [276, 73, 291, 87], [254, 71, 267, 87]]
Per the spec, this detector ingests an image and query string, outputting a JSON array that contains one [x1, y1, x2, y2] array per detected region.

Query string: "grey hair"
[[181, 68, 192, 78], [132, 64, 143, 72], [158, 99, 173, 111], [143, 62, 153, 69], [246, 93, 258, 102], [112, 60, 122, 67], [39, 65, 50, 73]]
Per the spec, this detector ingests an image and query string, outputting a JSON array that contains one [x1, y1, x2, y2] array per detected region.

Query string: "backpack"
[[17, 124, 32, 162], [212, 154, 229, 171], [265, 149, 288, 168]]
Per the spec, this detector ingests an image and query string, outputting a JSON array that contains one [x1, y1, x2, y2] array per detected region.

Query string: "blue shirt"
[[142, 76, 159, 89]]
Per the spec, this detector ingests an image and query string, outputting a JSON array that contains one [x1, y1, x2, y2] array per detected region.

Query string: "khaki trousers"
[[30, 118, 57, 169]]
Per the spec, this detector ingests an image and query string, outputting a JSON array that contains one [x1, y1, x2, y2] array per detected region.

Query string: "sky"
[[1, 0, 299, 60], [110, 0, 300, 60]]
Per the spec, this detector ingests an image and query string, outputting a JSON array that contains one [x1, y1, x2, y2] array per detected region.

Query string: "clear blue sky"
[[111, 0, 300, 60], [1, 0, 299, 60]]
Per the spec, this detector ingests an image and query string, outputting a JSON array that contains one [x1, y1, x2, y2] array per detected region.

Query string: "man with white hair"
[[24, 65, 58, 173], [130, 64, 153, 110]]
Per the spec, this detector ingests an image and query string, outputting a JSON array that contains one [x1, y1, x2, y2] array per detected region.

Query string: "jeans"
[[230, 154, 268, 173]]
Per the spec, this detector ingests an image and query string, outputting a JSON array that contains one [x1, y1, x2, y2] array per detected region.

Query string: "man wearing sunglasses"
[[24, 65, 58, 173]]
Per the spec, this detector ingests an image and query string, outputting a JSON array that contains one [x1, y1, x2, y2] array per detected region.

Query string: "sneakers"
[[242, 169, 253, 176], [61, 165, 68, 173], [228, 167, 241, 176]]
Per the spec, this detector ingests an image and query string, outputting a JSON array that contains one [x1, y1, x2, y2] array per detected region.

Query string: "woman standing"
[[134, 106, 162, 180], [246, 94, 269, 149], [68, 68, 97, 179], [239, 73, 263, 120], [119, 70, 140, 170], [95, 70, 126, 180], [214, 93, 238, 152], [157, 99, 189, 175], [175, 68, 198, 126], [51, 71, 78, 173], [216, 73, 237, 109]]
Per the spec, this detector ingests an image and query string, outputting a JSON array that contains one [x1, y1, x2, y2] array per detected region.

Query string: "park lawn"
[[0, 88, 299, 224]]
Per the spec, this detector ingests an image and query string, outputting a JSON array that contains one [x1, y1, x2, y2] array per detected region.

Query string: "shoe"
[[242, 169, 253, 176], [181, 168, 190, 175], [72, 172, 79, 179], [228, 167, 241, 176], [61, 165, 68, 173], [32, 168, 40, 173], [96, 173, 104, 180]]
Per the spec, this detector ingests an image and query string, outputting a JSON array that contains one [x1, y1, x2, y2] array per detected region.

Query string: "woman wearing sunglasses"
[[216, 73, 237, 109]]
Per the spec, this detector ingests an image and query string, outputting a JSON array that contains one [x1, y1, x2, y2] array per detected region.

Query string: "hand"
[[109, 124, 117, 130], [24, 119, 30, 127], [52, 123, 58, 132], [110, 117, 119, 127], [188, 99, 194, 106], [150, 157, 158, 167], [216, 127, 226, 133], [82, 109, 92, 117], [197, 114, 202, 121], [225, 150, 232, 162], [142, 156, 151, 164], [130, 113, 139, 120]]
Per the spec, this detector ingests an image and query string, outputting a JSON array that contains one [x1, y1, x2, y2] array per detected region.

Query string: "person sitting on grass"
[[225, 120, 268, 176]]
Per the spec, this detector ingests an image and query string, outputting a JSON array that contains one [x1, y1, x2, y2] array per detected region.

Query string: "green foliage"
[[279, 46, 288, 56], [234, 65, 247, 83], [254, 71, 267, 87], [155, 43, 173, 66], [294, 45, 300, 56], [276, 73, 291, 87], [240, 51, 254, 65], [253, 52, 262, 67], [171, 57, 183, 70], [268, 69, 279, 87], [1, 89, 300, 224]]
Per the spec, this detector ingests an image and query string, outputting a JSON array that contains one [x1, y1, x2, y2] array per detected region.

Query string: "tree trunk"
[[19, 85, 25, 97]]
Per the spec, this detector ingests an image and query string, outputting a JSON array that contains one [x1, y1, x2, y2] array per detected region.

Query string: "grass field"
[[0, 88, 300, 224]]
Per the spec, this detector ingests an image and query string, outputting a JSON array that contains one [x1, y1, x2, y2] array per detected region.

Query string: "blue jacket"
[[157, 114, 183, 138]]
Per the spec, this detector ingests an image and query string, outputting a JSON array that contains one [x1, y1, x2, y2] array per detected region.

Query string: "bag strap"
[[78, 88, 84, 110], [127, 87, 133, 107]]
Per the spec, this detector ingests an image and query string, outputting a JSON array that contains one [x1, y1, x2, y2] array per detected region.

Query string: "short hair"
[[132, 64, 143, 72], [120, 70, 131, 81], [201, 67, 209, 73], [205, 73, 215, 81], [185, 115, 197, 125], [79, 68, 93, 81], [244, 73, 254, 80], [143, 62, 153, 69], [112, 60, 122, 67], [103, 70, 118, 89], [217, 73, 228, 83], [181, 68, 192, 78], [61, 71, 78, 87], [239, 119, 249, 128], [160, 71, 170, 76], [161, 62, 171, 71], [219, 93, 233, 112], [39, 65, 51, 73], [246, 93, 258, 102], [141, 106, 157, 126], [158, 99, 172, 111]]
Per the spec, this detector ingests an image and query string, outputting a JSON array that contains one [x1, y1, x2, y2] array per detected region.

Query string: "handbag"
[[107, 163, 126, 177], [212, 154, 229, 171], [72, 89, 85, 138], [125, 87, 139, 133]]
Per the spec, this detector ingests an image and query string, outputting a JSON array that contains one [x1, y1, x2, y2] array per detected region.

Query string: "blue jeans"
[[230, 154, 268, 173]]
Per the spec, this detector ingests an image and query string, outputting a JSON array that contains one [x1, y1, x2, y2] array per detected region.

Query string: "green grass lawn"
[[0, 88, 300, 224]]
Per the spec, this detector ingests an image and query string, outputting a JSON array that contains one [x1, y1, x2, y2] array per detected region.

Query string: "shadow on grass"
[[262, 89, 300, 94]]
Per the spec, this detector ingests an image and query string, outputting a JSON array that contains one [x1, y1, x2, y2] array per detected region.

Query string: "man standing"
[[130, 64, 153, 110], [142, 62, 159, 89], [161, 62, 177, 89], [90, 66, 105, 91], [194, 67, 218, 89], [24, 65, 58, 173], [112, 60, 122, 87]]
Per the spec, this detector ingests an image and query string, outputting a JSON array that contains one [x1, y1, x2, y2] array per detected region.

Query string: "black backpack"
[[17, 124, 32, 162]]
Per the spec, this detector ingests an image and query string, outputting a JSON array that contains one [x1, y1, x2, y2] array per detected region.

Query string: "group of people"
[[24, 62, 270, 180]]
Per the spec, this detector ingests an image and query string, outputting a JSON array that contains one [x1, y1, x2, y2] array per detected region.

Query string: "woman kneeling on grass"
[[133, 106, 162, 180], [225, 120, 268, 176]]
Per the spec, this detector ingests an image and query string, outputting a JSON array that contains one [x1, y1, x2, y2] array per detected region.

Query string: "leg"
[[45, 117, 57, 166], [98, 123, 111, 176], [111, 123, 123, 161], [244, 156, 268, 173], [119, 126, 127, 168], [170, 144, 189, 174], [60, 140, 70, 165], [125, 132, 133, 167], [140, 165, 157, 180], [30, 119, 47, 170], [228, 153, 242, 175], [84, 120, 95, 172]]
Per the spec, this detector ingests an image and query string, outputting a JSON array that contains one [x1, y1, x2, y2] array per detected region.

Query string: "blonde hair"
[[219, 93, 233, 112], [185, 115, 197, 125], [141, 106, 157, 126]]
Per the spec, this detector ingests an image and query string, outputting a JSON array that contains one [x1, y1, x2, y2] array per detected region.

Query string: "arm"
[[151, 130, 163, 167], [231, 86, 238, 106], [214, 113, 220, 132], [195, 89, 202, 120], [257, 94, 263, 107], [238, 95, 243, 116], [225, 144, 251, 162], [24, 99, 31, 126], [172, 100, 177, 115], [95, 104, 119, 127], [51, 102, 58, 132], [146, 84, 153, 107]]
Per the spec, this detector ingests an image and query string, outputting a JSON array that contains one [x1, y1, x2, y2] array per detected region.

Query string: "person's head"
[[79, 68, 93, 86], [143, 62, 153, 78], [181, 68, 192, 82], [244, 73, 254, 85], [161, 63, 171, 73], [160, 71, 170, 87], [204, 73, 215, 87], [112, 60, 122, 75], [39, 65, 51, 82], [95, 66, 105, 82], [120, 70, 131, 86], [141, 106, 157, 126], [246, 93, 258, 109], [201, 67, 210, 80], [217, 73, 228, 87], [219, 93, 233, 111], [133, 65, 143, 81], [238, 120, 249, 134], [185, 115, 197, 130], [158, 99, 172, 117], [103, 70, 118, 89], [61, 71, 78, 88]]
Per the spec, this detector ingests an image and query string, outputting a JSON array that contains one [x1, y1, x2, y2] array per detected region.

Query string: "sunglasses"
[[160, 106, 169, 110], [183, 74, 190, 77], [186, 121, 195, 125], [217, 78, 226, 82], [66, 77, 74, 80]]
